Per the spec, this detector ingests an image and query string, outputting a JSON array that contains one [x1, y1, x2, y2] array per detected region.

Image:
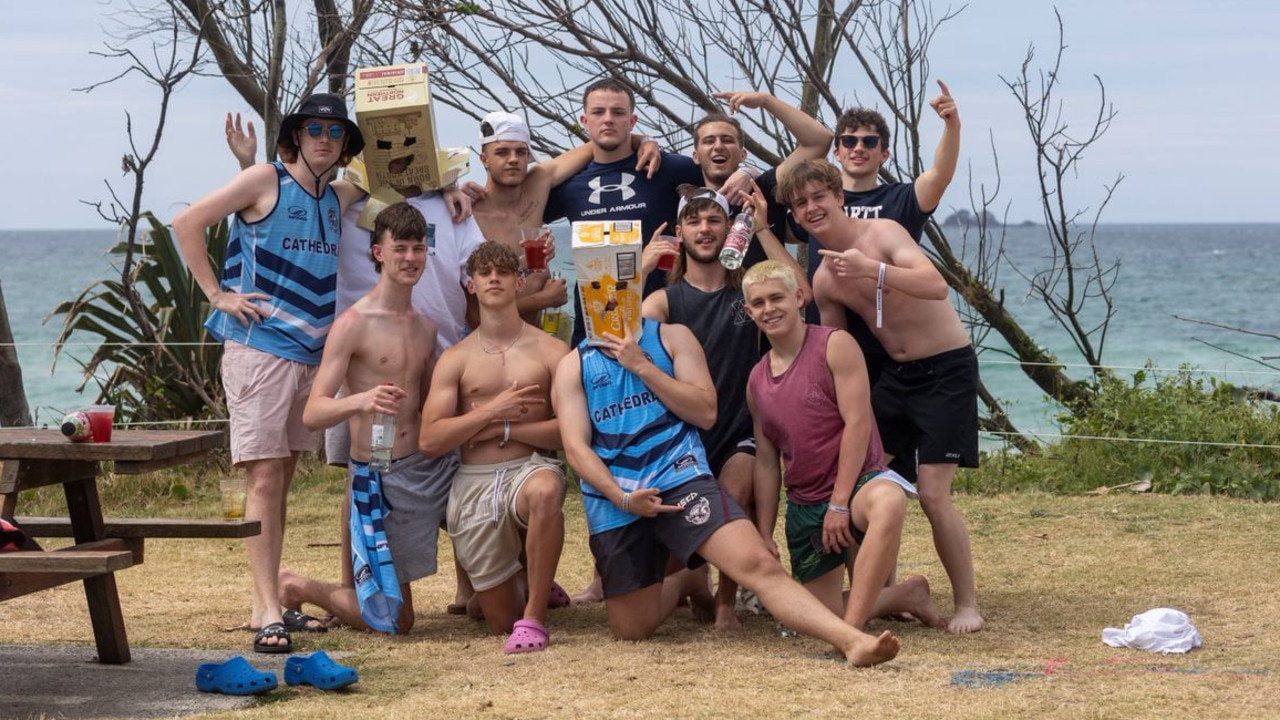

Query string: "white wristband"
[[875, 262, 886, 329]]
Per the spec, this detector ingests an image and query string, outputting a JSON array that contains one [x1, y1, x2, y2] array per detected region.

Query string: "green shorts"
[[786, 470, 914, 584], [785, 499, 847, 584]]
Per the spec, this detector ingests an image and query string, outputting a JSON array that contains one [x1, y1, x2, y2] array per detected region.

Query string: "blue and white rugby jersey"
[[579, 319, 712, 534], [205, 162, 342, 364]]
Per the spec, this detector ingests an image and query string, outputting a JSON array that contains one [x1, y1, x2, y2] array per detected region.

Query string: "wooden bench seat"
[[0, 538, 139, 601], [0, 549, 135, 573], [14, 516, 261, 539]]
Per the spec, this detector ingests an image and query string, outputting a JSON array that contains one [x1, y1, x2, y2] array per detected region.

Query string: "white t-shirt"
[[338, 193, 486, 352]]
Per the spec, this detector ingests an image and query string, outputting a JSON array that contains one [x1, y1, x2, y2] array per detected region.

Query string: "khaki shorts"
[[447, 452, 564, 592], [222, 340, 319, 465]]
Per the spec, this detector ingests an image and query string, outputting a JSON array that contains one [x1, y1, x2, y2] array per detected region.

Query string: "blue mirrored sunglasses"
[[305, 122, 346, 140]]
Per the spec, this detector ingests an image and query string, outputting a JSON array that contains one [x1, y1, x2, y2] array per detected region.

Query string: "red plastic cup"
[[521, 226, 550, 272], [656, 235, 679, 272], [86, 404, 116, 442]]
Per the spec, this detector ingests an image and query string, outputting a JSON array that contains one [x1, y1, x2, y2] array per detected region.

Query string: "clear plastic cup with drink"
[[656, 235, 679, 272], [219, 476, 248, 521], [86, 404, 116, 442], [521, 225, 552, 272]]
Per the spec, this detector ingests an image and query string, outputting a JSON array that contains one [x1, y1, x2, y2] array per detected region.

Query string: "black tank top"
[[666, 280, 765, 469]]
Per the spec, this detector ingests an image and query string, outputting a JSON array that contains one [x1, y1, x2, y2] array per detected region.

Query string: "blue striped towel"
[[350, 462, 402, 633]]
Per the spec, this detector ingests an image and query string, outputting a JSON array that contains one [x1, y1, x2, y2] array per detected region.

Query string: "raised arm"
[[226, 112, 257, 170], [713, 90, 833, 175], [596, 323, 717, 430], [914, 79, 960, 213], [533, 134, 663, 188], [746, 181, 812, 305]]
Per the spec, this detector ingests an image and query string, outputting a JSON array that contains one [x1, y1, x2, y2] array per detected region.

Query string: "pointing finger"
[[937, 78, 951, 97]]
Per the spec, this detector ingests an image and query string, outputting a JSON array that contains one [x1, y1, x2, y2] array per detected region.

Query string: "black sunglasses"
[[838, 134, 880, 150], [305, 122, 346, 140]]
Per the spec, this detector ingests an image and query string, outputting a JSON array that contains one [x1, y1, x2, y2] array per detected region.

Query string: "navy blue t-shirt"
[[546, 151, 703, 344]]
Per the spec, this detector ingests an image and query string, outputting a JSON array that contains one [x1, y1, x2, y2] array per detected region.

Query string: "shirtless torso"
[[434, 323, 566, 465], [337, 297, 437, 461], [472, 139, 571, 324], [813, 217, 968, 362], [418, 244, 570, 465]]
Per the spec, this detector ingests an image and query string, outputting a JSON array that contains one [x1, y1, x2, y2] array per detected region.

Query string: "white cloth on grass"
[[1103, 608, 1202, 654]]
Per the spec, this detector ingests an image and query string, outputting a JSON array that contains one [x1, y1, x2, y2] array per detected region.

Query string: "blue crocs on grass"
[[285, 650, 359, 690], [195, 656, 278, 695]]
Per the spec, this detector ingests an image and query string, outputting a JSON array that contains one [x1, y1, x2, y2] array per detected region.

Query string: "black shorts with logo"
[[872, 345, 980, 469], [589, 476, 747, 599]]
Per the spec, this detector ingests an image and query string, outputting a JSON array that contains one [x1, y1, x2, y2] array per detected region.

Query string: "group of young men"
[[173, 74, 981, 666]]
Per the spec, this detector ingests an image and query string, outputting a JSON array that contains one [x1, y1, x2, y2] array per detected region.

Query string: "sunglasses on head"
[[838, 134, 880, 150], [305, 122, 346, 140]]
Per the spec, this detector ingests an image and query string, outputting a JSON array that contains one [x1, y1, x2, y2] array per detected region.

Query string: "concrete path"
[[0, 645, 289, 718]]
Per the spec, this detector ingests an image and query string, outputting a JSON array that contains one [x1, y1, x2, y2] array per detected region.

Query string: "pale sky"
[[2, 0, 1278, 229]]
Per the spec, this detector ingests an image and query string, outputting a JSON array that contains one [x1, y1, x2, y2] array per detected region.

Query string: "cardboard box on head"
[[572, 221, 644, 346], [351, 63, 470, 227]]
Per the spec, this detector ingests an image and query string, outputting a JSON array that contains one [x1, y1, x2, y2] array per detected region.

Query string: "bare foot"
[[948, 605, 985, 634], [571, 576, 604, 605], [275, 568, 338, 630], [714, 605, 743, 632], [844, 629, 900, 667], [900, 575, 946, 629]]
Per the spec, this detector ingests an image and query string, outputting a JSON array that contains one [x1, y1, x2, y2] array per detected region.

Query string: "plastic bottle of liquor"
[[719, 210, 754, 270], [537, 271, 563, 335], [539, 307, 562, 335], [369, 384, 395, 472]]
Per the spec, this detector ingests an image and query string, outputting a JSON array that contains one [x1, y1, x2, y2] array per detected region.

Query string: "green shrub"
[[979, 365, 1280, 499]]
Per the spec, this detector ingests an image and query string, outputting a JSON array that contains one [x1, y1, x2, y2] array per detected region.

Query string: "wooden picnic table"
[[0, 428, 254, 664]]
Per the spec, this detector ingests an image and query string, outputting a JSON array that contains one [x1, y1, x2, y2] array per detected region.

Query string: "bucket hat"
[[278, 93, 365, 157]]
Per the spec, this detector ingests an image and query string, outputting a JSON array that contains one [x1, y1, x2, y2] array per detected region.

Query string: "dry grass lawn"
[[4, 461, 1279, 719]]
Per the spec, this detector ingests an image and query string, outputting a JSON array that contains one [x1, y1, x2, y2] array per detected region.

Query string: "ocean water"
[[2, 224, 1278, 435]]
